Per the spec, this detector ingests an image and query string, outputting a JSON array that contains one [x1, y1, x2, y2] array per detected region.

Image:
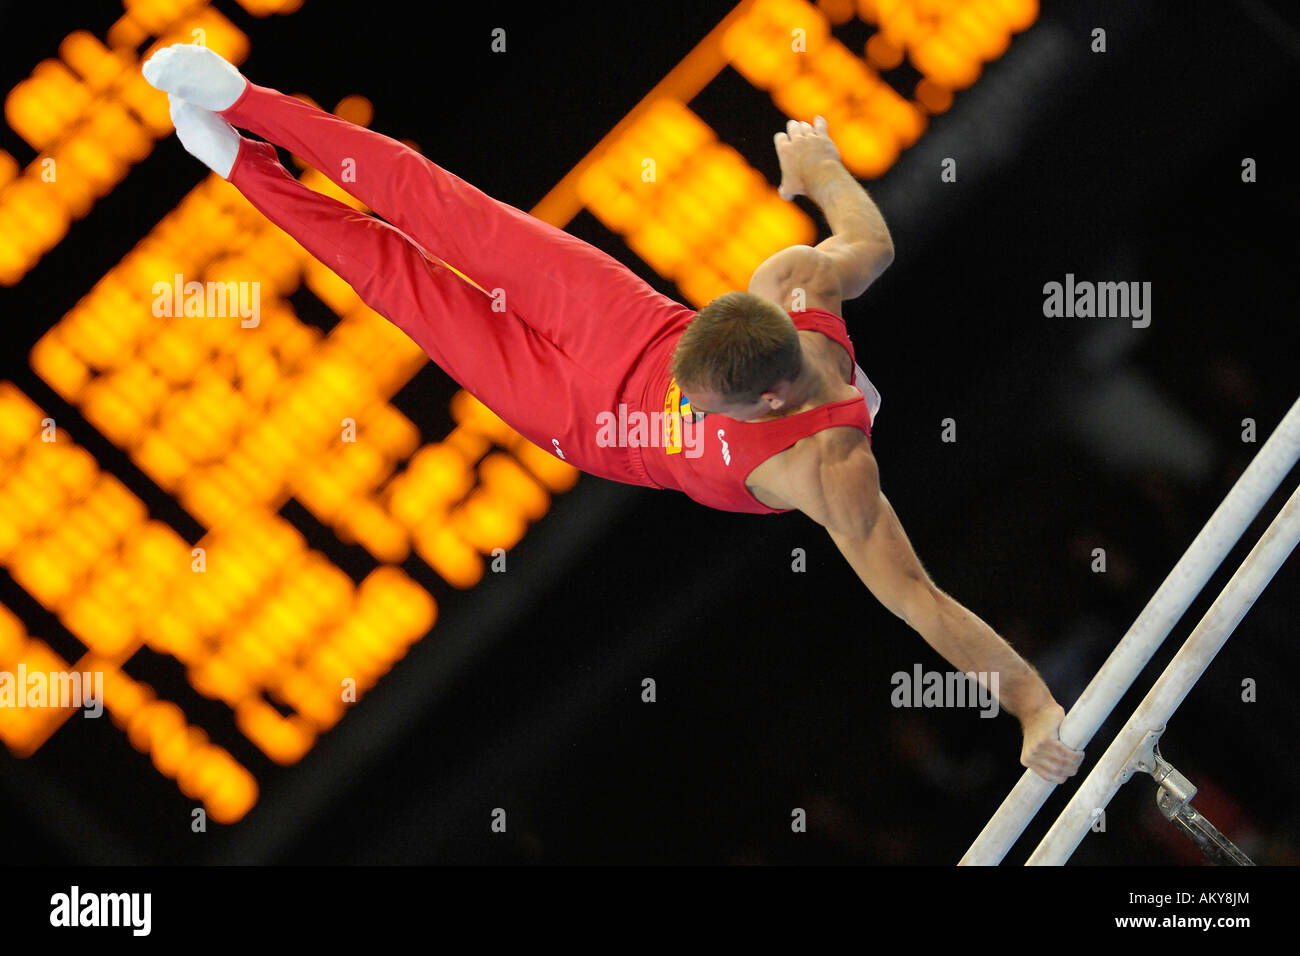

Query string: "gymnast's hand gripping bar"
[[960, 395, 1300, 865]]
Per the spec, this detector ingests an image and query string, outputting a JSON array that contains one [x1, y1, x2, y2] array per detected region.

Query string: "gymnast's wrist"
[[1006, 681, 1058, 723], [804, 159, 848, 199]]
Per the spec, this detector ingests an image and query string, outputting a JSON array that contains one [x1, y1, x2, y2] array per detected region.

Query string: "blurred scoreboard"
[[0, 0, 1036, 848]]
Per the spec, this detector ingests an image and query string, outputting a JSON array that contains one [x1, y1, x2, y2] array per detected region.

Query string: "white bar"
[[1029, 481, 1300, 864], [960, 395, 1300, 865]]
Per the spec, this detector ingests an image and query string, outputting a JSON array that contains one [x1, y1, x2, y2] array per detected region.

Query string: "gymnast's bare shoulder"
[[748, 427, 882, 537]]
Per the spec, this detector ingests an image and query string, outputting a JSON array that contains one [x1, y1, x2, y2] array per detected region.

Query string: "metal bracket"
[[1140, 741, 1255, 866], [1150, 744, 1199, 813], [1116, 727, 1165, 783]]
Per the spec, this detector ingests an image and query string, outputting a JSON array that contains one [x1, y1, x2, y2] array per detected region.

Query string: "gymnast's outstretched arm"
[[825, 485, 1085, 785]]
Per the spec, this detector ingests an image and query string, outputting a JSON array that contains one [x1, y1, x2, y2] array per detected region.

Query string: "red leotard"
[[629, 307, 877, 514], [217, 84, 880, 514]]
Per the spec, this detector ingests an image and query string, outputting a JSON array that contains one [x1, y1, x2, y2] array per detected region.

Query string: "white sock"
[[169, 96, 239, 179], [143, 43, 247, 112]]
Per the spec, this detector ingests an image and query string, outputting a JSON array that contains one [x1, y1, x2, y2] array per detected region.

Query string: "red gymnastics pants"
[[218, 83, 692, 487]]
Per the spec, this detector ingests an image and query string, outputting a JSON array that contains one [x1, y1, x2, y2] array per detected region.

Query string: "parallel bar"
[[960, 395, 1300, 865], [1027, 482, 1300, 864]]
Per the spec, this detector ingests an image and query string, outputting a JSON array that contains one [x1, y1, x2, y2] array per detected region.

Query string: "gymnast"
[[142, 43, 1084, 784]]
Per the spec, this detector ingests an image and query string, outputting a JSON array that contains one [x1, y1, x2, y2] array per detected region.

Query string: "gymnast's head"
[[671, 291, 804, 422]]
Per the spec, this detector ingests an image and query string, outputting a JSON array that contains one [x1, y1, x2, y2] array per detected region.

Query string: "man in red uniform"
[[142, 44, 1083, 785]]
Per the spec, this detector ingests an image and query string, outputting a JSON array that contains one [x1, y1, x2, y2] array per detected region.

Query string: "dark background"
[[0, 0, 1297, 867]]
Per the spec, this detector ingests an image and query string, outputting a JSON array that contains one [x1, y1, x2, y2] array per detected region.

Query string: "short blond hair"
[[670, 292, 802, 403]]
